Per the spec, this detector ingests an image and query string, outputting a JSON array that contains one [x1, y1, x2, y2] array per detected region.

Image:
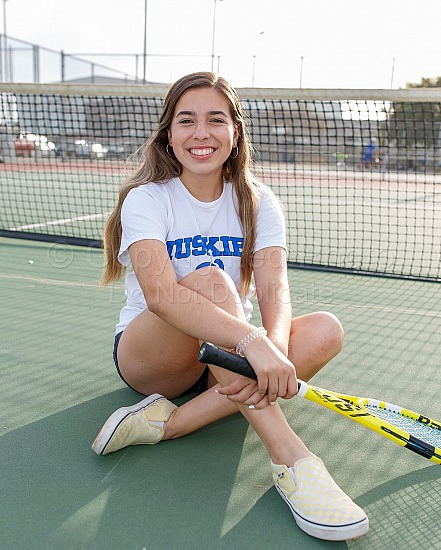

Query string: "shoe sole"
[[92, 393, 164, 455], [274, 483, 369, 541]]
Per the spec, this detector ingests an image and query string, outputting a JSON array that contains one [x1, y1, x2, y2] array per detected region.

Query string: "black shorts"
[[113, 331, 209, 396]]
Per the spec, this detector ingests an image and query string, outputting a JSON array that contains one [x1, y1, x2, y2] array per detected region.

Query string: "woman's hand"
[[216, 375, 271, 408], [215, 336, 298, 409]]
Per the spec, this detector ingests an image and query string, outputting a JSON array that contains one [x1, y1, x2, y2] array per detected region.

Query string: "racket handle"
[[198, 342, 258, 380], [198, 342, 304, 395]]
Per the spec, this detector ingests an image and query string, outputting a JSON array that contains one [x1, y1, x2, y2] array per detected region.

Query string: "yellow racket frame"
[[298, 381, 441, 464], [197, 342, 441, 465]]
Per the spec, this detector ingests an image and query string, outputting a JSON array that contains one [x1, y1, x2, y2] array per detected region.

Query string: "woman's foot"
[[92, 394, 177, 455], [271, 455, 368, 541]]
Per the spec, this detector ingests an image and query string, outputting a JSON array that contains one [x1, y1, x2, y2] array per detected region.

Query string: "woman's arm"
[[253, 246, 292, 356], [129, 239, 297, 405], [129, 238, 253, 349], [217, 245, 298, 404]]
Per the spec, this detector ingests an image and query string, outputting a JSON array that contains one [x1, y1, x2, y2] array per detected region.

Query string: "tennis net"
[[1, 83, 440, 281]]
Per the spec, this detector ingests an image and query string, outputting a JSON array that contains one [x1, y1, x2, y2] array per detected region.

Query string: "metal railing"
[[0, 34, 140, 84]]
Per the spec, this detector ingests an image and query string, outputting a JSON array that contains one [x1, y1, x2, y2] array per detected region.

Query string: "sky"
[[5, 0, 441, 89]]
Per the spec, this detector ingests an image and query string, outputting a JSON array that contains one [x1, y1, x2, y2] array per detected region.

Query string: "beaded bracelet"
[[236, 327, 267, 357]]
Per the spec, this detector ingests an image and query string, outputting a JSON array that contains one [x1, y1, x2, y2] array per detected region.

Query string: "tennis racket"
[[198, 342, 441, 465]]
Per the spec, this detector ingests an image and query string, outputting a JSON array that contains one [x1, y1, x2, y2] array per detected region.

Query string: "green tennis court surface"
[[1, 237, 440, 549]]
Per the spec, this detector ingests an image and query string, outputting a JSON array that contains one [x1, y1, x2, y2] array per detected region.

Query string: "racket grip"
[[198, 342, 258, 380]]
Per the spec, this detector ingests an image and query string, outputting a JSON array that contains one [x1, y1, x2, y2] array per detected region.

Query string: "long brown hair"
[[102, 71, 258, 297]]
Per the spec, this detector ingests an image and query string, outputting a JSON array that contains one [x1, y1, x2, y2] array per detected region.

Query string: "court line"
[[0, 272, 123, 289], [8, 212, 111, 231]]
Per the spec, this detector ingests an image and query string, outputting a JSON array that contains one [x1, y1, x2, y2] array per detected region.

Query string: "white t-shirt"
[[115, 177, 286, 333]]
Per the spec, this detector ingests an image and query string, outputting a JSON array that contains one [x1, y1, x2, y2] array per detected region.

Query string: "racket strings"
[[366, 405, 441, 447]]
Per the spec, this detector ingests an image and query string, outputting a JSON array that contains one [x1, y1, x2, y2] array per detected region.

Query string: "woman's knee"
[[317, 311, 344, 356], [308, 311, 344, 359], [291, 311, 344, 360], [180, 267, 241, 310]]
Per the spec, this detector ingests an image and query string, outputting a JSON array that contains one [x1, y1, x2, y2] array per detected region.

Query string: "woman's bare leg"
[[288, 311, 344, 381], [162, 314, 343, 440], [122, 267, 345, 467]]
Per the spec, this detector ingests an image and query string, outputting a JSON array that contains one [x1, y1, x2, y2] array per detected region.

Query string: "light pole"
[[251, 31, 264, 87], [211, 0, 223, 72], [2, 0, 9, 82], [299, 56, 304, 88], [390, 57, 396, 89], [142, 0, 148, 83]]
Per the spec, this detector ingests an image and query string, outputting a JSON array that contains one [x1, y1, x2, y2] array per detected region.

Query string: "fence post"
[[0, 33, 3, 82]]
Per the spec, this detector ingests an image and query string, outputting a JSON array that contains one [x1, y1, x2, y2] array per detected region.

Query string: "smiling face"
[[167, 86, 239, 193]]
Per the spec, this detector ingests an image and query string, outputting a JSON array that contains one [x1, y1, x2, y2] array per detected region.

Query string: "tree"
[[407, 76, 441, 88]]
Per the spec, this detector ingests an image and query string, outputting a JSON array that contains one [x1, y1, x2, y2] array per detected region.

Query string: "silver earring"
[[230, 146, 239, 159], [166, 144, 175, 157]]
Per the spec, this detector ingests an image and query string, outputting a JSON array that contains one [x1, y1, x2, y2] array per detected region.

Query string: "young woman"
[[92, 72, 368, 541]]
